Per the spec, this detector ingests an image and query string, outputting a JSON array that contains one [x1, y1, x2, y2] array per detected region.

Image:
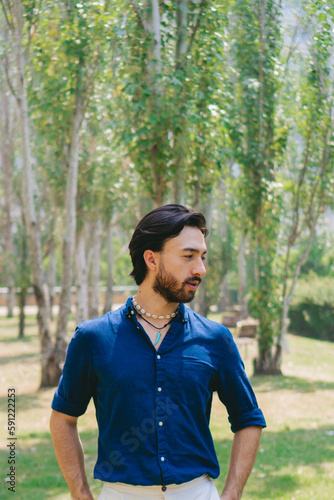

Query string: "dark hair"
[[129, 204, 208, 285]]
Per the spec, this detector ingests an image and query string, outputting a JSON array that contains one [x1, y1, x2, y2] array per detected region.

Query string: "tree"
[[278, 0, 334, 359], [116, 0, 226, 206], [1, 0, 54, 385], [227, 0, 285, 374], [29, 0, 116, 377], [0, 36, 15, 317]]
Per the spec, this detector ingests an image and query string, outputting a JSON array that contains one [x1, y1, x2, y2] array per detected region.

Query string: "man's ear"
[[143, 249, 159, 272]]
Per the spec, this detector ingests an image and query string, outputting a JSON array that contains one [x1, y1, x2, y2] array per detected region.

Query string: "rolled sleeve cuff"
[[51, 388, 89, 417], [229, 408, 266, 433]]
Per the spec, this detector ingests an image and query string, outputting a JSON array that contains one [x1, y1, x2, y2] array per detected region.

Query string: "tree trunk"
[[148, 0, 162, 73], [219, 274, 229, 312], [88, 219, 102, 319], [194, 191, 214, 317], [172, 167, 186, 205], [238, 232, 248, 319], [103, 220, 114, 314], [278, 218, 318, 355], [145, 0, 166, 205], [172, 0, 188, 203], [0, 59, 15, 318], [75, 225, 88, 324], [48, 238, 57, 321], [253, 348, 282, 375], [218, 180, 232, 312], [12, 0, 53, 386], [55, 91, 84, 363], [18, 289, 26, 339], [253, 231, 281, 376]]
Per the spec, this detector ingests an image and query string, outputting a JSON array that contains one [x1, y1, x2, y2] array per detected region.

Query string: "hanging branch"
[[0, 52, 17, 99], [1, 0, 15, 31], [129, 0, 148, 31], [186, 0, 207, 53]]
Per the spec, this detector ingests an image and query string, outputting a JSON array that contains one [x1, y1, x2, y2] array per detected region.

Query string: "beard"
[[153, 261, 201, 304]]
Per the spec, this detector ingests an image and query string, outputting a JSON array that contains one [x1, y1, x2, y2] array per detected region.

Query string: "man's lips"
[[187, 283, 198, 291], [184, 278, 201, 291]]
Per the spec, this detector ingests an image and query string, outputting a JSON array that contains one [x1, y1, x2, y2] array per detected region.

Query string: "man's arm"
[[50, 409, 94, 500], [220, 425, 262, 500]]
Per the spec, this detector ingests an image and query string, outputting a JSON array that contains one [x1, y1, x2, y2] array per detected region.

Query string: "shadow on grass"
[[0, 425, 333, 499], [214, 425, 334, 499], [0, 390, 49, 413], [0, 429, 100, 500], [0, 332, 38, 344], [0, 351, 39, 365], [250, 374, 334, 392]]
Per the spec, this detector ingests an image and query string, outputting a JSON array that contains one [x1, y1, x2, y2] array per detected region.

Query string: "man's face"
[[153, 226, 207, 303]]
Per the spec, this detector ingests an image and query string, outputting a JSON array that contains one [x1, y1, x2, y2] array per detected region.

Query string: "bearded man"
[[50, 204, 266, 500]]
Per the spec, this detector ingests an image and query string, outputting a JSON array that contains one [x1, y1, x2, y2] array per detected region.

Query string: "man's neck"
[[134, 283, 179, 317]]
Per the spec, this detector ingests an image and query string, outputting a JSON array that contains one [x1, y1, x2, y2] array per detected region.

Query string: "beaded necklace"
[[135, 311, 174, 345], [132, 297, 179, 346]]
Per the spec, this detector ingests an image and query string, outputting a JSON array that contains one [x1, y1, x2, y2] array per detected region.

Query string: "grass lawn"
[[1, 315, 334, 499]]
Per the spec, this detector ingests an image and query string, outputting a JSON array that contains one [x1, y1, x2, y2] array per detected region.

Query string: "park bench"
[[234, 317, 259, 358]]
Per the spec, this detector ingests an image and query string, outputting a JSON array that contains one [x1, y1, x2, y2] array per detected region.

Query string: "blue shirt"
[[52, 297, 266, 486]]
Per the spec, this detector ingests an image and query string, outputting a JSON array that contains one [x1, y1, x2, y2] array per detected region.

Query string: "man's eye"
[[202, 257, 206, 261], [184, 255, 192, 259]]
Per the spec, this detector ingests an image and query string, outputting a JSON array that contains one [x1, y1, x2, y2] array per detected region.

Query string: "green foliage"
[[289, 273, 334, 341], [292, 272, 334, 307], [298, 232, 334, 276], [112, 0, 229, 203], [227, 0, 283, 227], [225, 0, 285, 368]]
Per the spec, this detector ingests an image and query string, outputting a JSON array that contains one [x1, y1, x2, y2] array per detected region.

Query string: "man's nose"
[[192, 258, 207, 277]]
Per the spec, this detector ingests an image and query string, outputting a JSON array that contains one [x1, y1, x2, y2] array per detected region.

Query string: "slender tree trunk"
[[18, 289, 26, 338], [88, 219, 102, 319], [148, 0, 162, 72], [103, 220, 114, 314], [146, 0, 166, 205], [48, 238, 57, 321], [194, 191, 214, 317], [175, 0, 188, 66], [238, 232, 248, 319], [17, 219, 28, 338], [172, 0, 188, 202], [12, 0, 52, 386], [219, 274, 229, 312], [55, 91, 84, 363], [75, 225, 88, 324], [0, 62, 15, 318], [279, 218, 318, 354]]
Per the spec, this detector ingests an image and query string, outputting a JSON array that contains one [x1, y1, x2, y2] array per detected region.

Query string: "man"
[[50, 204, 266, 500]]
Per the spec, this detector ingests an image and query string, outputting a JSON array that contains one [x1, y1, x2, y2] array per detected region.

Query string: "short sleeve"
[[213, 329, 266, 433], [51, 326, 95, 417]]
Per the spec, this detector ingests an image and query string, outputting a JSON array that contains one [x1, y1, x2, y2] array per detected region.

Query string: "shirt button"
[[157, 355, 161, 360], [161, 456, 165, 462], [159, 421, 163, 426], [162, 486, 167, 491], [157, 387, 162, 392]]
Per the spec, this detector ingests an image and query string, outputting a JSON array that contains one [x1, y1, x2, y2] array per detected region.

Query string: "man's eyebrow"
[[181, 247, 207, 254]]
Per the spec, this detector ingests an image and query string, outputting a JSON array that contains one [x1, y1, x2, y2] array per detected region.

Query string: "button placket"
[[155, 351, 167, 481]]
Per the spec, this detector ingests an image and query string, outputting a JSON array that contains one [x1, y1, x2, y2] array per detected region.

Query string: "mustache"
[[183, 277, 202, 285]]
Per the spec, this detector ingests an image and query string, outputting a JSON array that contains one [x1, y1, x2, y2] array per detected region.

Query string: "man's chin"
[[180, 290, 197, 304]]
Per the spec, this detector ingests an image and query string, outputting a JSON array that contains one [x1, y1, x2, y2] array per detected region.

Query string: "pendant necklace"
[[131, 296, 179, 345], [135, 311, 175, 345]]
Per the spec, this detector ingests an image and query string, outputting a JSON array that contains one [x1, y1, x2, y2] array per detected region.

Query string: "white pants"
[[98, 474, 220, 500]]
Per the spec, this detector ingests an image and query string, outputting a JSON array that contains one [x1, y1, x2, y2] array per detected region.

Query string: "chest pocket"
[[166, 355, 215, 410]]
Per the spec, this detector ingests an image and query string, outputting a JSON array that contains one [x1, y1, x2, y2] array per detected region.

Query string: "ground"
[[0, 315, 334, 499]]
